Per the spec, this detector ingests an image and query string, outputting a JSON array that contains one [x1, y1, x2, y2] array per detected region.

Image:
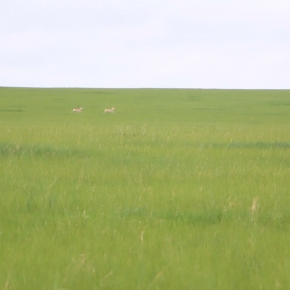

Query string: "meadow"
[[0, 87, 290, 289]]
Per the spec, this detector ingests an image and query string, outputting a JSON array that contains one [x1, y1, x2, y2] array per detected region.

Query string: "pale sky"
[[1, 0, 290, 89]]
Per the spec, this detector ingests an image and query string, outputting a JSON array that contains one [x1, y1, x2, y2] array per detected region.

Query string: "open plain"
[[1, 87, 290, 289]]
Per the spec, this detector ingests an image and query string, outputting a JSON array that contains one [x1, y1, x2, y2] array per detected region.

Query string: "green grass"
[[0, 87, 290, 289]]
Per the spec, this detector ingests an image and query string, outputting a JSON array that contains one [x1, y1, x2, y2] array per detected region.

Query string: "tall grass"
[[0, 88, 290, 289]]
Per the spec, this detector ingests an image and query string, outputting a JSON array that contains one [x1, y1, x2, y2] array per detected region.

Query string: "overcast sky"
[[1, 0, 290, 89]]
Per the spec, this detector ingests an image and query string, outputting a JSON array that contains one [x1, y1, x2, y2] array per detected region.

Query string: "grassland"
[[0, 87, 290, 289]]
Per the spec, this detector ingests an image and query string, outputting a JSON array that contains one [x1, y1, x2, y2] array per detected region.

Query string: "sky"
[[1, 0, 290, 89]]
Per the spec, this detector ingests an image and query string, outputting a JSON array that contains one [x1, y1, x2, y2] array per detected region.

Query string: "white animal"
[[71, 107, 83, 113], [104, 107, 115, 113]]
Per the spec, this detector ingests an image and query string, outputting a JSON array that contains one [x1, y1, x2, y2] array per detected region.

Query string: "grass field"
[[1, 87, 290, 289]]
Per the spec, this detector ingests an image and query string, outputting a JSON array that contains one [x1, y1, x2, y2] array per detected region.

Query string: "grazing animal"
[[104, 107, 115, 113], [71, 107, 83, 113]]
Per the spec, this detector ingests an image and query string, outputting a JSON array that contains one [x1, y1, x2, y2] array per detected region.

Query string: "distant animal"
[[104, 107, 115, 113], [71, 107, 83, 113]]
